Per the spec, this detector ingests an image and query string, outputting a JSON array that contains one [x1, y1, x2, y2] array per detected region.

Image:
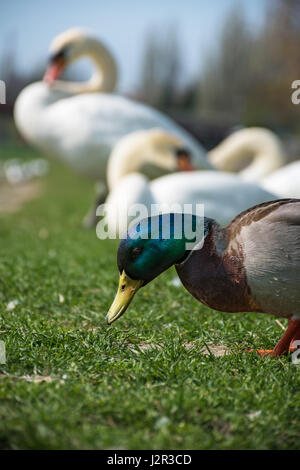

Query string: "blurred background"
[[1, 0, 300, 152]]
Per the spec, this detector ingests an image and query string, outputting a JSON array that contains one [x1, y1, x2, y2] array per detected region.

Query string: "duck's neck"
[[176, 219, 225, 267], [208, 128, 286, 181], [51, 38, 118, 94]]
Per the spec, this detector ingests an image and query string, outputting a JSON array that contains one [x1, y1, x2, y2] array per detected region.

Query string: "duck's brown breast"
[[176, 227, 262, 313]]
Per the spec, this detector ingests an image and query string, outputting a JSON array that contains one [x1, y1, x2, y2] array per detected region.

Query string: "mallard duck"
[[106, 199, 300, 357]]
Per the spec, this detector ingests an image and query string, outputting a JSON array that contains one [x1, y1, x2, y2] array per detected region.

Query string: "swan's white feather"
[[14, 82, 209, 180], [104, 171, 278, 237], [262, 161, 300, 198]]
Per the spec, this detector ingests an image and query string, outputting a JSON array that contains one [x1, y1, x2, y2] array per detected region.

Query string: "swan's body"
[[15, 86, 210, 180], [261, 161, 300, 198], [14, 29, 285, 187], [208, 128, 300, 199], [14, 28, 288, 234], [106, 127, 288, 192], [208, 127, 286, 181], [104, 130, 279, 237], [14, 29, 209, 183], [103, 171, 278, 238]]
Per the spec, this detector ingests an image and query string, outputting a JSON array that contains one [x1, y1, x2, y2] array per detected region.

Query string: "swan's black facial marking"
[[49, 47, 68, 64], [175, 148, 191, 159]]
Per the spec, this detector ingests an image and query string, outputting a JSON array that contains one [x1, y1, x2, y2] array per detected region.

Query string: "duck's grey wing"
[[228, 199, 300, 318]]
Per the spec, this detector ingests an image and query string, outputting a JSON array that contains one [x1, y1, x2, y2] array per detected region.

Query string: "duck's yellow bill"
[[106, 271, 143, 325]]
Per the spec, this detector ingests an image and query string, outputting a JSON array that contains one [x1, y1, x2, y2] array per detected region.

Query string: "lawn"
[[0, 142, 300, 450]]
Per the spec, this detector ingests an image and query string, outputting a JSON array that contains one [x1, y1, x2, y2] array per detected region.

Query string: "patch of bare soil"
[[0, 374, 53, 383], [0, 180, 42, 214], [199, 344, 231, 357], [122, 341, 231, 357]]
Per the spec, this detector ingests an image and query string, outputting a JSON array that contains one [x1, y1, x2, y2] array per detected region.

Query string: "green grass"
[[0, 143, 300, 450]]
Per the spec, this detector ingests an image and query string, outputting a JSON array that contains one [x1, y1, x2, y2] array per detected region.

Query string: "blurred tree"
[[248, 0, 300, 130], [0, 37, 43, 141], [138, 31, 160, 105], [138, 25, 182, 110], [0, 40, 43, 114], [197, 5, 255, 122], [196, 0, 300, 132]]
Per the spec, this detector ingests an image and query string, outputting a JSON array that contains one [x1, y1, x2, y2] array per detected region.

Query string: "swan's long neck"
[[107, 130, 182, 190], [51, 38, 118, 94], [208, 128, 286, 181]]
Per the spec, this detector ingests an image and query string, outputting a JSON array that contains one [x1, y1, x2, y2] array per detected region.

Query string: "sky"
[[1, 0, 269, 93]]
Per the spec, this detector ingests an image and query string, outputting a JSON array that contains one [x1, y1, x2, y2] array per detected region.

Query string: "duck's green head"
[[106, 213, 210, 325]]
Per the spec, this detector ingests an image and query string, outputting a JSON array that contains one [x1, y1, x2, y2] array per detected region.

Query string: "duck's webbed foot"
[[246, 318, 300, 358], [82, 182, 107, 229]]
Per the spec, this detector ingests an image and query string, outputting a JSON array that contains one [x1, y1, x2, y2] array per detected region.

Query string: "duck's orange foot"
[[245, 346, 297, 358], [245, 349, 274, 357], [256, 349, 275, 357], [244, 319, 300, 358]]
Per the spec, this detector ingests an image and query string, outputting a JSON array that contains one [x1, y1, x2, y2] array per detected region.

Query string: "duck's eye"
[[131, 247, 143, 260]]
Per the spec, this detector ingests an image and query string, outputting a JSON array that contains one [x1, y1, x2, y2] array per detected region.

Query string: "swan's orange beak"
[[177, 155, 196, 172], [175, 149, 196, 172], [44, 57, 66, 85]]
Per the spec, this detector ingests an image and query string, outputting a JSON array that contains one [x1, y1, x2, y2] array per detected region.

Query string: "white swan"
[[15, 28, 286, 187], [106, 128, 194, 191], [103, 131, 278, 238], [14, 28, 287, 230], [14, 28, 210, 184], [208, 128, 300, 198], [106, 127, 288, 191], [103, 171, 278, 238], [208, 127, 286, 181]]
